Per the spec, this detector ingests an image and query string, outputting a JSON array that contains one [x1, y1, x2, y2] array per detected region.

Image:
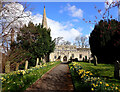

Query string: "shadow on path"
[[25, 62, 74, 92]]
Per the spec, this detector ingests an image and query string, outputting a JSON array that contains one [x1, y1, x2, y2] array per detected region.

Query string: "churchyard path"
[[25, 62, 74, 92]]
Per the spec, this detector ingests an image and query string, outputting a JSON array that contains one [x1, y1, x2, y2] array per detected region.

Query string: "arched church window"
[[72, 54, 74, 58], [54, 56, 56, 59], [79, 54, 82, 58]]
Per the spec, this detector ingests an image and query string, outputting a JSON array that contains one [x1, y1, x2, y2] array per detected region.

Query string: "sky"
[[2, 1, 119, 44], [24, 2, 118, 43]]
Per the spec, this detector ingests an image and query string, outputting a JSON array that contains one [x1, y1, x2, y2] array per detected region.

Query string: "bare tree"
[[0, 2, 32, 73], [75, 35, 89, 48], [60, 40, 71, 45], [55, 37, 63, 45], [0, 2, 32, 53]]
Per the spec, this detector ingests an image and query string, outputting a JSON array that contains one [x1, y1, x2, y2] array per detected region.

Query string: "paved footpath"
[[25, 62, 74, 92]]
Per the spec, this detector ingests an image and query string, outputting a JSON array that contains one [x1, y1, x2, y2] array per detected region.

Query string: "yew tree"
[[89, 19, 120, 63], [11, 22, 55, 67]]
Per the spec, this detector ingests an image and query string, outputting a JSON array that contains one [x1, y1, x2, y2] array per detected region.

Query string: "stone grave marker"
[[94, 55, 98, 66], [36, 58, 39, 67], [16, 63, 19, 71], [114, 61, 120, 79], [5, 61, 10, 73], [88, 57, 91, 63], [25, 60, 28, 70]]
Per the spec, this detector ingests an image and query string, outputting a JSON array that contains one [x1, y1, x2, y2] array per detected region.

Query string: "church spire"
[[42, 5, 48, 29]]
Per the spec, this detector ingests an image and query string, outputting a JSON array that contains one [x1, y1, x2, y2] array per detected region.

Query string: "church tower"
[[42, 6, 48, 29]]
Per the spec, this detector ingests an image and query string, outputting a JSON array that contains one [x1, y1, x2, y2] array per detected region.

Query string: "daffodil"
[[115, 87, 118, 90], [105, 83, 109, 87], [91, 88, 94, 91], [100, 81, 102, 84]]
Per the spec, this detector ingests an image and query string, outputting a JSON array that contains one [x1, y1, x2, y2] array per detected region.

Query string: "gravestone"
[[36, 58, 39, 67], [94, 55, 98, 66], [5, 61, 10, 73], [40, 62, 42, 66], [16, 63, 19, 71], [25, 60, 28, 70], [114, 61, 120, 79], [88, 57, 91, 63]]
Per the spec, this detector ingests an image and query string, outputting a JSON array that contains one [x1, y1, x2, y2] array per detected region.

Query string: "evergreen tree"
[[89, 19, 120, 64], [10, 22, 55, 67]]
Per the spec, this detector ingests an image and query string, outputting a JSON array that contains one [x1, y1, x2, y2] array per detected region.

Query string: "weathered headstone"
[[36, 58, 39, 67], [82, 57, 85, 62], [40, 62, 42, 66], [94, 55, 98, 66], [5, 61, 10, 73], [0, 51, 2, 73], [25, 60, 28, 70], [114, 61, 120, 79], [16, 63, 19, 71], [43, 58, 46, 63], [42, 56, 46, 63], [88, 57, 91, 63]]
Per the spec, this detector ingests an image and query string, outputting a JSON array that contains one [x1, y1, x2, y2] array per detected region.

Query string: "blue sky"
[[26, 2, 118, 43]]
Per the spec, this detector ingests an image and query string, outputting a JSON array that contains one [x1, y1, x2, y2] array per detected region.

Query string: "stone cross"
[[5, 61, 10, 73], [36, 58, 39, 67], [114, 60, 120, 79], [25, 60, 28, 70]]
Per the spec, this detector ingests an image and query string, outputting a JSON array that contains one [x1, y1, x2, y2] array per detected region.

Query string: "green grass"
[[69, 62, 120, 92], [78, 62, 120, 87], [2, 61, 61, 92], [69, 65, 91, 92]]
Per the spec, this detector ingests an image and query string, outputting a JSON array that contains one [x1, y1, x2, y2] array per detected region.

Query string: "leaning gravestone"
[[5, 61, 10, 73], [114, 61, 120, 79], [25, 60, 28, 70], [36, 58, 39, 67], [94, 55, 98, 66]]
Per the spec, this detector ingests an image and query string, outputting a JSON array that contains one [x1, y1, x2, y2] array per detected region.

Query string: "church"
[[42, 6, 91, 62]]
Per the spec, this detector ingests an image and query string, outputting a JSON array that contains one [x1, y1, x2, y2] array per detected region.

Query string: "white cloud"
[[30, 14, 82, 42], [85, 34, 90, 38], [90, 26, 94, 31], [72, 19, 79, 22], [67, 4, 83, 18], [3, 3, 83, 43], [59, 10, 63, 13], [60, 4, 83, 18]]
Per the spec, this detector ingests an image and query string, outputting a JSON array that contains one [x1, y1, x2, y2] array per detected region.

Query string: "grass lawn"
[[69, 66, 91, 92], [79, 62, 120, 86], [1, 61, 61, 92], [69, 62, 120, 92]]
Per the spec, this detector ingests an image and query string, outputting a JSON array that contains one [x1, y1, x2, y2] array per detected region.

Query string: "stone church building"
[[42, 6, 91, 62], [50, 45, 91, 62]]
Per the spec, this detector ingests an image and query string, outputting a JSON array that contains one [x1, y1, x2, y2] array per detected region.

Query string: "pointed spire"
[[42, 5, 48, 29]]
